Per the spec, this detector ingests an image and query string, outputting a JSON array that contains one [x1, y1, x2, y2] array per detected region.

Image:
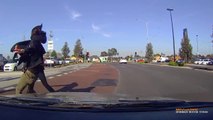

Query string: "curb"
[[0, 85, 16, 93], [0, 63, 92, 93]]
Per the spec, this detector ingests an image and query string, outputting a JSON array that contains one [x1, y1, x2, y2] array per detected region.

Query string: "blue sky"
[[0, 0, 213, 57]]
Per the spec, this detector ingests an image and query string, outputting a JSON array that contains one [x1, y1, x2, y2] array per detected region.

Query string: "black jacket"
[[24, 33, 46, 70]]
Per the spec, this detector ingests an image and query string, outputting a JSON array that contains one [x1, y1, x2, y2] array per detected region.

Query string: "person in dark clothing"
[[27, 69, 55, 93], [15, 24, 55, 94]]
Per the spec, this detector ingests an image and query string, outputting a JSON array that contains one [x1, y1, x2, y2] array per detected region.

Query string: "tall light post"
[[211, 25, 213, 55], [196, 35, 199, 56], [167, 8, 176, 62]]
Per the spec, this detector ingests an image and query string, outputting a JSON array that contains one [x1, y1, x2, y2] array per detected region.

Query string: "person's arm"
[[15, 40, 39, 54]]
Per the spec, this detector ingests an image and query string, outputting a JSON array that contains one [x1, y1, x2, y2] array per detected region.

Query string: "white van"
[[159, 57, 169, 62]]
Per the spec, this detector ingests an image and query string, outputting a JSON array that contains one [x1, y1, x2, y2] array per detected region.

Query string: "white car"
[[58, 59, 65, 65], [44, 58, 59, 66], [3, 61, 22, 72], [194, 59, 204, 65], [119, 59, 127, 64], [194, 59, 211, 65], [158, 57, 169, 62], [64, 59, 72, 64], [202, 59, 211, 65]]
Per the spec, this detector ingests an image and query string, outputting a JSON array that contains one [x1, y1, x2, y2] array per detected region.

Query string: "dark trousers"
[[28, 70, 55, 93]]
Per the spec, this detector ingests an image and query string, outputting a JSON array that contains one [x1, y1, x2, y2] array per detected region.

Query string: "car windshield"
[[0, 0, 213, 119]]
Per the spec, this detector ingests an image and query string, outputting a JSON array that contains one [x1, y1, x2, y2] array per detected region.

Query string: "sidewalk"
[[138, 62, 213, 71], [0, 63, 92, 93], [185, 64, 213, 71]]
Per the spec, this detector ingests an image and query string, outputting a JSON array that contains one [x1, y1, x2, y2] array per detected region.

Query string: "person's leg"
[[38, 70, 55, 92], [16, 74, 28, 95], [16, 70, 35, 95], [27, 80, 37, 93]]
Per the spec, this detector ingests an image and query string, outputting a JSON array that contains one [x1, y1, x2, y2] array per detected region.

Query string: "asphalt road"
[[111, 63, 213, 102], [1, 63, 213, 103]]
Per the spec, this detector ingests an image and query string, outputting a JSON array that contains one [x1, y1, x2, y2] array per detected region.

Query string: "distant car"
[[64, 59, 72, 64], [57, 59, 65, 65], [3, 60, 23, 72], [44, 58, 59, 66], [176, 59, 185, 66], [137, 59, 144, 63], [194, 59, 204, 65], [165, 59, 171, 62], [176, 59, 184, 64], [202, 59, 211, 65], [158, 57, 169, 62], [119, 59, 127, 64], [207, 60, 213, 65]]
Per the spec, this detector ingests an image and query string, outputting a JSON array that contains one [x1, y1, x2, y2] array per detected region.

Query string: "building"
[[99, 56, 108, 62], [47, 31, 54, 52]]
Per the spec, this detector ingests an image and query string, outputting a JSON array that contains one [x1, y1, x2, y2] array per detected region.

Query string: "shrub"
[[177, 62, 184, 66], [138, 61, 145, 64], [168, 61, 178, 66], [169, 61, 185, 66]]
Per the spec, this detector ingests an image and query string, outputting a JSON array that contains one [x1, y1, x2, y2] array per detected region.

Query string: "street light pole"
[[196, 35, 199, 56], [167, 8, 176, 62]]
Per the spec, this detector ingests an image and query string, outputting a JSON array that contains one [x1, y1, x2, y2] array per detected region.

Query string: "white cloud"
[[102, 33, 111, 38], [65, 6, 82, 21], [71, 11, 82, 20], [91, 24, 111, 38], [92, 24, 101, 32]]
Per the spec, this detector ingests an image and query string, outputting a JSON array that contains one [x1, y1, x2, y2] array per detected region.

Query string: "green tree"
[[51, 50, 57, 58], [108, 48, 118, 56], [179, 28, 193, 63], [61, 42, 70, 59], [73, 39, 83, 58], [145, 42, 154, 62], [100, 51, 108, 56]]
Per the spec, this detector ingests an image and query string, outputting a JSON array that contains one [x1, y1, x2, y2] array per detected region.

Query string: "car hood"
[[1, 92, 213, 110], [0, 92, 211, 104], [4, 63, 17, 66], [3, 92, 180, 103]]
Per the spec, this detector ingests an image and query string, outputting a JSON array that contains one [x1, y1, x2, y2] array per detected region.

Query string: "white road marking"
[[57, 74, 62, 77], [4, 86, 15, 91], [48, 77, 54, 79]]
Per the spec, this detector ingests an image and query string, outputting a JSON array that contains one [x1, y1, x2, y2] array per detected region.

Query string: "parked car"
[[137, 59, 144, 63], [64, 59, 72, 64], [158, 57, 169, 62], [194, 59, 211, 65], [176, 59, 185, 66], [176, 59, 184, 63], [194, 59, 204, 65], [3, 60, 23, 72], [207, 60, 213, 65], [202, 59, 211, 65], [57, 59, 65, 65], [44, 58, 59, 66], [119, 59, 127, 64]]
